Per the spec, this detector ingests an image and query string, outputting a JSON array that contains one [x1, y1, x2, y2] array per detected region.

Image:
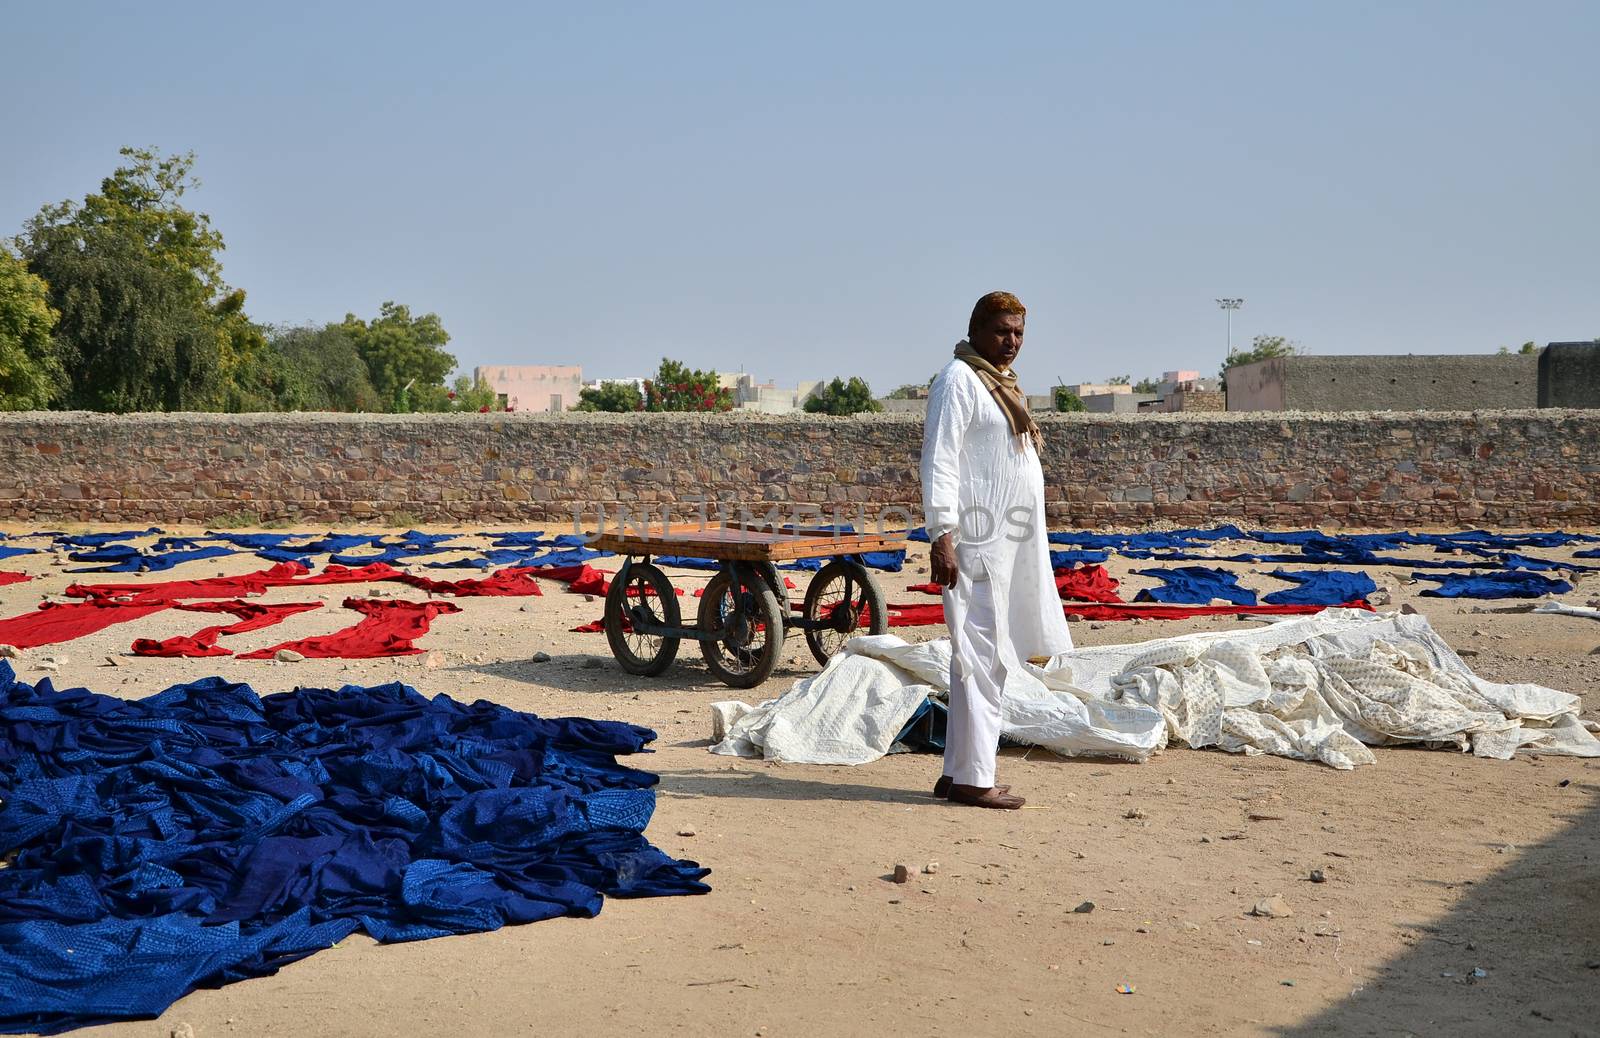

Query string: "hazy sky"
[[4, 1, 1596, 394]]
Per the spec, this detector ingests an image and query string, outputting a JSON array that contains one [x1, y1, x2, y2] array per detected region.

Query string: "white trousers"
[[942, 575, 1007, 787]]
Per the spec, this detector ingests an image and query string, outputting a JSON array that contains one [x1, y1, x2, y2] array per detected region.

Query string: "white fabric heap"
[[709, 609, 1600, 770]]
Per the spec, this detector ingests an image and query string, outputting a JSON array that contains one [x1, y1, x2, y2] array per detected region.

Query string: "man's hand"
[[931, 532, 959, 587]]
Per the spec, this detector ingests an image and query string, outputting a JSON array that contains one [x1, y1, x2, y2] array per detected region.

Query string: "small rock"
[[1472, 628, 1489, 637], [1309, 869, 1326, 884], [1065, 612, 1085, 623], [1199, 834, 1213, 844], [582, 657, 607, 670], [1248, 812, 1285, 822], [171, 1024, 196, 1038], [677, 828, 696, 837], [1102, 939, 1115, 946], [922, 862, 939, 875], [274, 649, 305, 663], [1183, 922, 1201, 932], [103, 655, 120, 667], [1072, 900, 1096, 914], [422, 652, 446, 669], [530, 651, 552, 663], [1400, 603, 1419, 614], [1250, 895, 1293, 919], [1558, 778, 1571, 788], [892, 864, 910, 884], [1367, 591, 1391, 606], [584, 594, 597, 603], [0, 645, 20, 659], [37, 660, 60, 673], [1123, 807, 1147, 820], [1135, 926, 1150, 934]]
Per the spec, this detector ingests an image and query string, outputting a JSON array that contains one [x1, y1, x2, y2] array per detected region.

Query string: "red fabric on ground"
[[880, 599, 1375, 628], [393, 567, 543, 597], [533, 564, 612, 596], [905, 582, 942, 595], [131, 601, 325, 658], [1054, 564, 1124, 603], [0, 572, 32, 587], [67, 562, 406, 605], [238, 598, 463, 659], [0, 600, 170, 649]]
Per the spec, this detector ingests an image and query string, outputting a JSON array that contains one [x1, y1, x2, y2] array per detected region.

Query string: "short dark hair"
[[968, 291, 1026, 338]]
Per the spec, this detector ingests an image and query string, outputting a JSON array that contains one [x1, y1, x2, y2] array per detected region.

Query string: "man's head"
[[968, 291, 1026, 370]]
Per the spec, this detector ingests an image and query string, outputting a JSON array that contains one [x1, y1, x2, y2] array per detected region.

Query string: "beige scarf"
[[954, 340, 1042, 452]]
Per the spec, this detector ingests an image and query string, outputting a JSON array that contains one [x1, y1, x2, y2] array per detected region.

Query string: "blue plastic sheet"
[[65, 545, 238, 574], [1412, 571, 1574, 599], [1133, 566, 1258, 605], [0, 664, 709, 1033], [1261, 569, 1377, 606]]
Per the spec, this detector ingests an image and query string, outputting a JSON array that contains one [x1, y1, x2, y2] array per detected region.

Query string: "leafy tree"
[[1219, 335, 1300, 380], [1106, 374, 1131, 385], [261, 323, 382, 412], [1053, 386, 1086, 412], [0, 245, 66, 410], [1133, 376, 1159, 394], [341, 301, 454, 411], [17, 147, 238, 411], [884, 383, 929, 399], [643, 357, 732, 412], [804, 376, 881, 415], [573, 381, 644, 412]]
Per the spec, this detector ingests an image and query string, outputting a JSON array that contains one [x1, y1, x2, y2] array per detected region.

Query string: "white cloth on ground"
[[708, 609, 1600, 769]]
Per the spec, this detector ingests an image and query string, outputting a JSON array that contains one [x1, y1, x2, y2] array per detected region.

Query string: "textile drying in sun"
[[130, 601, 325, 658], [237, 598, 462, 659], [1133, 566, 1258, 606], [1260, 569, 1377, 606], [0, 663, 709, 1034]]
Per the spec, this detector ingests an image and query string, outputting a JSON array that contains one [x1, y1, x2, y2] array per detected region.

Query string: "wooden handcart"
[[587, 523, 908, 689]]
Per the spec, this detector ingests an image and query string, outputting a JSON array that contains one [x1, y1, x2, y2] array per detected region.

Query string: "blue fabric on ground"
[[51, 529, 161, 549], [1578, 548, 1600, 559], [1412, 571, 1574, 599], [0, 546, 35, 561], [328, 545, 456, 566], [905, 527, 929, 542], [0, 662, 709, 1034], [1133, 566, 1258, 605], [483, 531, 547, 546], [1261, 569, 1377, 606], [894, 697, 947, 752], [1050, 549, 1112, 567], [66, 545, 238, 574], [204, 533, 300, 549]]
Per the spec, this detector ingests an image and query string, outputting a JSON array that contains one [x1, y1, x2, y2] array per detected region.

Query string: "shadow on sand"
[[1274, 786, 1600, 1037]]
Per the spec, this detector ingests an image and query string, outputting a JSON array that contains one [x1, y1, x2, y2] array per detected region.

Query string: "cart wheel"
[[698, 569, 784, 689], [604, 562, 681, 676], [801, 560, 888, 666]]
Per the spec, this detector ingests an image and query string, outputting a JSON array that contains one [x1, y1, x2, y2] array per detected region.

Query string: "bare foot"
[[946, 783, 1025, 809], [933, 775, 1009, 799]]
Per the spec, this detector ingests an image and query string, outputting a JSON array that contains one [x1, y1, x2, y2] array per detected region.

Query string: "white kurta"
[[920, 357, 1072, 785]]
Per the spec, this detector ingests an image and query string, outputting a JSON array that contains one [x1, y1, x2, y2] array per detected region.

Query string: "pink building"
[[474, 365, 584, 413]]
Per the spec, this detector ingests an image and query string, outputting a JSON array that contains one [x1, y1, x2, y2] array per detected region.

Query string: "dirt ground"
[[3, 526, 1599, 1038]]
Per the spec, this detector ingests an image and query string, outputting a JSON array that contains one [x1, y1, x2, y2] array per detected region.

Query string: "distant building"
[[1066, 382, 1133, 399], [583, 376, 648, 396], [475, 365, 584, 413], [717, 372, 824, 414], [1139, 373, 1222, 413], [1081, 391, 1158, 413], [1223, 353, 1540, 411]]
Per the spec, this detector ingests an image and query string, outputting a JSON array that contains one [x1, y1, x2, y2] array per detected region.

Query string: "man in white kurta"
[[920, 292, 1073, 809]]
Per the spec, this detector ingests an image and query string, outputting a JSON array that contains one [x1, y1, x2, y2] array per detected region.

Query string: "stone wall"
[[1, 409, 1597, 529]]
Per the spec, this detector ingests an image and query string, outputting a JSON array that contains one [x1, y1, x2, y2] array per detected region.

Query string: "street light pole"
[[1215, 298, 1244, 358]]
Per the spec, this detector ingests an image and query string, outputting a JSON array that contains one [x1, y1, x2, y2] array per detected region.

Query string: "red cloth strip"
[[237, 598, 462, 659], [67, 562, 406, 605], [0, 572, 32, 587], [392, 567, 544, 597], [0, 600, 170, 649], [131, 601, 324, 658]]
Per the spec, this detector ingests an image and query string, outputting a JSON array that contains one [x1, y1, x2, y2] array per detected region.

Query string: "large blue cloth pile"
[[0, 663, 709, 1033]]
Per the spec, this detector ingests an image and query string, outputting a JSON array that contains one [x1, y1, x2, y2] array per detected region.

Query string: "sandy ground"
[[3, 525, 1599, 1038]]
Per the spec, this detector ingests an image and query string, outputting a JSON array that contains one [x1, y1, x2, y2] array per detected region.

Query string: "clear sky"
[[3, 1, 1596, 395]]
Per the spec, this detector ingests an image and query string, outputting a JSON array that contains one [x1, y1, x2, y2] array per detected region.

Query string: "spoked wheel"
[[801, 559, 888, 666], [698, 567, 784, 689], [604, 561, 681, 676]]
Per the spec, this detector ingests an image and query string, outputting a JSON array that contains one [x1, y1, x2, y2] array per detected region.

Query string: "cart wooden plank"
[[588, 522, 906, 562]]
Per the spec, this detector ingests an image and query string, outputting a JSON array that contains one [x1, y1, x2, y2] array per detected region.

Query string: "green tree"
[[1219, 335, 1300, 380], [885, 383, 929, 399], [1053, 386, 1086, 412], [643, 357, 732, 412], [341, 301, 455, 412], [573, 381, 644, 412], [261, 323, 382, 412], [1106, 374, 1131, 385], [1133, 376, 1159, 394], [804, 376, 881, 415], [0, 245, 66, 410], [17, 147, 240, 411]]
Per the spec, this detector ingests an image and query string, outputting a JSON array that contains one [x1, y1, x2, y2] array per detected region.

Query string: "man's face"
[[973, 312, 1024, 370]]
